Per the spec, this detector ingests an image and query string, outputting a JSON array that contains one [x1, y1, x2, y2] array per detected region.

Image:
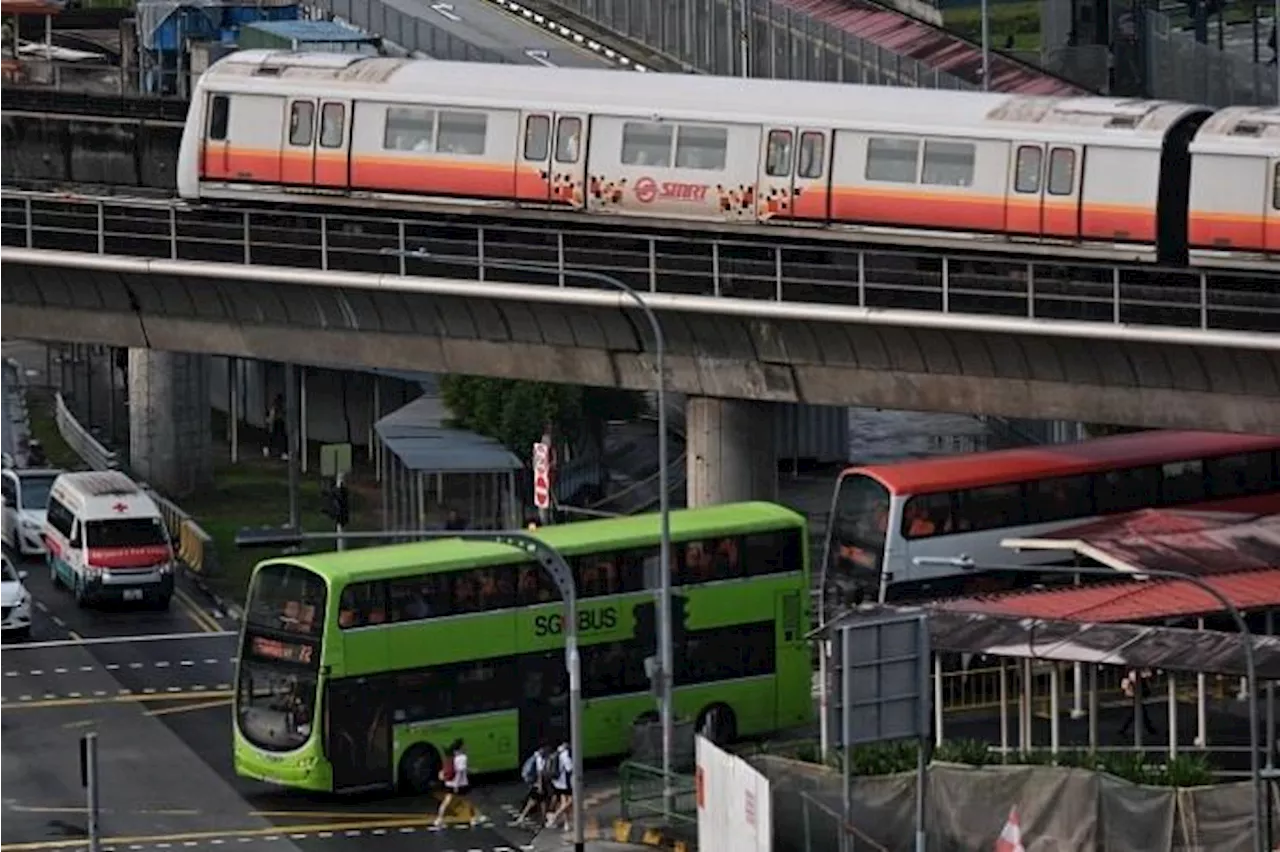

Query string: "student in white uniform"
[[545, 742, 574, 830], [435, 738, 482, 828]]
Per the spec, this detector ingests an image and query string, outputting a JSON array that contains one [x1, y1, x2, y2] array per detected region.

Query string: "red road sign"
[[533, 441, 551, 509]]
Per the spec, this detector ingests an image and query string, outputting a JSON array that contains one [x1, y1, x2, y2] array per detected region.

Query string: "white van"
[[43, 471, 175, 609], [2, 467, 62, 556]]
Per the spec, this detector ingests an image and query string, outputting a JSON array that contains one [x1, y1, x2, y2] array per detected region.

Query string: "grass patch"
[[184, 453, 383, 606], [944, 0, 1042, 53], [27, 389, 90, 471]]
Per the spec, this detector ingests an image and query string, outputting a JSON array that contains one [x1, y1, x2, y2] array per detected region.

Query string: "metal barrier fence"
[[799, 790, 889, 852], [1145, 7, 1278, 106], [552, 0, 976, 87], [618, 759, 698, 825], [51, 391, 220, 575], [4, 190, 1277, 337]]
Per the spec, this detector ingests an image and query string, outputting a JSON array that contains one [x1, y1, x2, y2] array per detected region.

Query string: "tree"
[[439, 376, 644, 462]]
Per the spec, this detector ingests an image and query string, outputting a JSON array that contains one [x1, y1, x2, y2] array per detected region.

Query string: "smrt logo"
[[634, 177, 709, 204]]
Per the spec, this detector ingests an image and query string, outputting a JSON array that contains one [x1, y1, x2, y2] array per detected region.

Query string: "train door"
[[200, 93, 231, 180], [516, 112, 588, 208], [281, 98, 317, 186], [1006, 142, 1046, 235], [313, 100, 351, 190], [1042, 144, 1084, 240], [757, 127, 831, 222], [1266, 159, 1280, 254]]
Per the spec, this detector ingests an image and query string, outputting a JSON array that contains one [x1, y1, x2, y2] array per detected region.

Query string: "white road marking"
[[155, 661, 171, 668], [7, 630, 234, 650]]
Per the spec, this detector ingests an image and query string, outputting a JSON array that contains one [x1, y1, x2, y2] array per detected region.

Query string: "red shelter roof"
[[773, 0, 1088, 95], [940, 567, 1280, 623], [941, 510, 1280, 623]]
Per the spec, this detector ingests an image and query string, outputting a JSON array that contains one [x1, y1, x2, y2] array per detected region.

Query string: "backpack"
[[520, 753, 538, 785], [537, 752, 558, 789], [440, 754, 456, 783]]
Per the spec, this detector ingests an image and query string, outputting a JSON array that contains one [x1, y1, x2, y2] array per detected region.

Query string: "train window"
[[675, 124, 728, 170], [524, 115, 550, 161], [766, 130, 792, 177], [289, 101, 315, 147], [798, 132, 825, 179], [1273, 164, 1280, 211], [1047, 147, 1075, 195], [921, 140, 975, 187], [902, 492, 954, 539], [384, 106, 435, 152], [865, 137, 920, 183], [555, 117, 582, 163], [621, 121, 673, 167], [319, 103, 345, 149], [437, 111, 488, 156], [1014, 146, 1041, 193], [208, 95, 229, 141]]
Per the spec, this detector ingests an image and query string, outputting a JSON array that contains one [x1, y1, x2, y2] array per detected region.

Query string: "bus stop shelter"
[[920, 508, 1280, 760], [374, 395, 523, 534]]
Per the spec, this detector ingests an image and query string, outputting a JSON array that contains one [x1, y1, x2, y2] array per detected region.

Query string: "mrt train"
[[176, 50, 1280, 271]]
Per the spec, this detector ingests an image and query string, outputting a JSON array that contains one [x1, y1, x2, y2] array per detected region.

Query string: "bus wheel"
[[398, 743, 441, 795], [696, 704, 737, 746]]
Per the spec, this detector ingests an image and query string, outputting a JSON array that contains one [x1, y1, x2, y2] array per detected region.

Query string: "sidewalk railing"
[[52, 391, 220, 575], [618, 760, 697, 826]]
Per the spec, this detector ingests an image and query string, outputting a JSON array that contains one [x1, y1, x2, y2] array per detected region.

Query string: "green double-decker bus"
[[232, 502, 813, 793]]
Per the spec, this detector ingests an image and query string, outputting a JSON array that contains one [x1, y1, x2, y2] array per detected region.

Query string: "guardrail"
[[51, 391, 220, 576], [3, 190, 1277, 337], [618, 759, 698, 826]]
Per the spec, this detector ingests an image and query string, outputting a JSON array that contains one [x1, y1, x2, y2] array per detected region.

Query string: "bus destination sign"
[[250, 636, 315, 665]]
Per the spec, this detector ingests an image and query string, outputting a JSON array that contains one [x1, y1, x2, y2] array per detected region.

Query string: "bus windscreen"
[[246, 563, 327, 637], [828, 474, 890, 603]]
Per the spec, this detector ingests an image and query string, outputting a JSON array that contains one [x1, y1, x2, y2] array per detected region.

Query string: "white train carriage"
[[178, 51, 1213, 265], [1187, 105, 1280, 271]]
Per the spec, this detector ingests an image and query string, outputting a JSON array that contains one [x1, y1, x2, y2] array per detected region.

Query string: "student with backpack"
[[544, 742, 574, 830], [513, 744, 553, 827], [434, 739, 482, 828]]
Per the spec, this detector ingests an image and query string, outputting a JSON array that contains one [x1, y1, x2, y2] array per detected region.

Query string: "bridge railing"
[[51, 392, 220, 576], [2, 189, 1277, 339]]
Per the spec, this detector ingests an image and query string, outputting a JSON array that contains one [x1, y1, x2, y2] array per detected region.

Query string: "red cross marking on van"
[[112, 501, 128, 513]]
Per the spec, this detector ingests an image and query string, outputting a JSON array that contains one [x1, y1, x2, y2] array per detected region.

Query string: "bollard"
[[80, 732, 100, 852]]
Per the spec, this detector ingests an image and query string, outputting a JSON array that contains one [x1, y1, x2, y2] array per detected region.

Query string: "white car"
[[1, 468, 62, 556], [1, 554, 32, 640]]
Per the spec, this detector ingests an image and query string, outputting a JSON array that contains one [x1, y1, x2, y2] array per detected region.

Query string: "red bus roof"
[[845, 431, 1280, 495]]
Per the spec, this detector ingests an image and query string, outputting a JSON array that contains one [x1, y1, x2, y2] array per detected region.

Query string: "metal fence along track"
[[2, 190, 1277, 339]]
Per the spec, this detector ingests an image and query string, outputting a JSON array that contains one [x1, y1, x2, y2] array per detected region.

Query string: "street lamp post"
[[915, 555, 1264, 852], [236, 527, 589, 852], [378, 249, 676, 823]]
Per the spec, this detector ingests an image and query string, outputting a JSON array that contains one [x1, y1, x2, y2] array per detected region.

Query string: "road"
[[388, 0, 618, 68], [0, 342, 575, 852]]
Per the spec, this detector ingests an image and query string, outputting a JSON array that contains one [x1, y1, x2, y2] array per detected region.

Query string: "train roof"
[[1189, 105, 1280, 156], [201, 51, 1205, 145], [844, 430, 1280, 495]]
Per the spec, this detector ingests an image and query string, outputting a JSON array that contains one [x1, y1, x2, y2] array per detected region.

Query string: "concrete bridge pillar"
[[128, 349, 214, 497], [686, 396, 777, 507]]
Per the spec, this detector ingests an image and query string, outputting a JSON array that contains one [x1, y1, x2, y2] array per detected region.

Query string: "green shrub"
[[789, 738, 1221, 788]]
